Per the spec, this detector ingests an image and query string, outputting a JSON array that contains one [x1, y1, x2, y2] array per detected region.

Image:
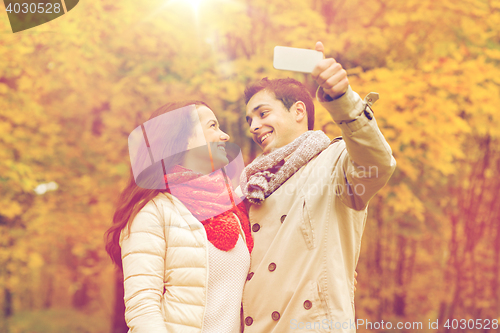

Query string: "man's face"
[[245, 90, 302, 154]]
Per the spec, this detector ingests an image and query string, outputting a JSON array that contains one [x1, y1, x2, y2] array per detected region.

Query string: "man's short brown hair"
[[244, 77, 315, 130]]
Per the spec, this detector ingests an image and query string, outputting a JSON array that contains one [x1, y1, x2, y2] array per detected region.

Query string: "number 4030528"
[[443, 318, 498, 330], [5, 2, 62, 14]]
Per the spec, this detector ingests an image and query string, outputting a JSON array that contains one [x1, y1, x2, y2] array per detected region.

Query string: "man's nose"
[[250, 119, 261, 133]]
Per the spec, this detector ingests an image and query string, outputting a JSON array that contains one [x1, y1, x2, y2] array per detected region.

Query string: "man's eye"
[[260, 111, 268, 117]]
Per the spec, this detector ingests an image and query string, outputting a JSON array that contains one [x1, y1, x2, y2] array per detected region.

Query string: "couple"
[[105, 42, 396, 333]]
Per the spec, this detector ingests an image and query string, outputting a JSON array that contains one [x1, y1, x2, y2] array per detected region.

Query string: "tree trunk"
[[393, 235, 406, 317], [43, 273, 53, 309], [3, 287, 13, 318], [495, 210, 500, 317], [72, 278, 90, 309], [373, 197, 384, 319]]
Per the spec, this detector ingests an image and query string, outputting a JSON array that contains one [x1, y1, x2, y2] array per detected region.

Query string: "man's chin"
[[262, 146, 275, 155], [262, 140, 282, 155], [260, 140, 275, 154]]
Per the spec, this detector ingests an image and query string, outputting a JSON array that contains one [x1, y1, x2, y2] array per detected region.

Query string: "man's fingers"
[[315, 41, 325, 54], [315, 63, 343, 86], [316, 66, 346, 92], [312, 56, 348, 99], [311, 58, 336, 80], [324, 76, 349, 98]]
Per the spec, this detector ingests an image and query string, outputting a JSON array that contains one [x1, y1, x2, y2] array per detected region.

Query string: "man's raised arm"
[[311, 41, 396, 210]]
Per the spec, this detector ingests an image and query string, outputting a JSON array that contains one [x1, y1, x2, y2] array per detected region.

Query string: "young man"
[[239, 42, 396, 332]]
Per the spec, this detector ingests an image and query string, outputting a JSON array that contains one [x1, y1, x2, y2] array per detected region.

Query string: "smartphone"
[[273, 46, 323, 73]]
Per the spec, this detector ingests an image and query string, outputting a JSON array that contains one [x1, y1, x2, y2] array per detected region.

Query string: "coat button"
[[280, 215, 286, 223], [252, 223, 260, 232], [303, 300, 312, 310], [268, 263, 276, 272], [245, 317, 253, 326], [271, 311, 280, 321], [247, 272, 254, 281]]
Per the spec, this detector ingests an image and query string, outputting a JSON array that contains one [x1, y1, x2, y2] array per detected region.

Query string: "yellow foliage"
[[391, 183, 425, 222], [28, 253, 44, 269], [0, 199, 23, 219], [1, 0, 499, 325]]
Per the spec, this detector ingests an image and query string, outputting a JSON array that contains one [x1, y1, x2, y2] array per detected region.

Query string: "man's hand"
[[311, 41, 349, 100]]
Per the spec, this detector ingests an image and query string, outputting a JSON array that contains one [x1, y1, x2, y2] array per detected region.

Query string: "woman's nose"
[[220, 131, 230, 141]]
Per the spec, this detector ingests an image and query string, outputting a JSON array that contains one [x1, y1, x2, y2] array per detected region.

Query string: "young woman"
[[105, 101, 252, 333]]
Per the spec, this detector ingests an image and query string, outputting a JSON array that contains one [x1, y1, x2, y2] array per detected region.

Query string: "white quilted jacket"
[[120, 193, 211, 333]]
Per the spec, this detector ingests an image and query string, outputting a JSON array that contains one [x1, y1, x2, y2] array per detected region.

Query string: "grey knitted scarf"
[[240, 130, 331, 204]]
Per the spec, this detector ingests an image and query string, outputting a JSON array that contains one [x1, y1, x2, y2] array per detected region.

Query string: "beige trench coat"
[[241, 86, 397, 332]]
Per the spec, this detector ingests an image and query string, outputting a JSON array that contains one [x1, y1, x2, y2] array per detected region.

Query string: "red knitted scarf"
[[164, 165, 253, 253]]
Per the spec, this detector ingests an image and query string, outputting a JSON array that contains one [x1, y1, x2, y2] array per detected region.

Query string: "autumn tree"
[[1, 0, 499, 332]]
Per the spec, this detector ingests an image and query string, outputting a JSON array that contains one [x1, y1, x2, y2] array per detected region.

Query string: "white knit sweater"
[[202, 235, 250, 333]]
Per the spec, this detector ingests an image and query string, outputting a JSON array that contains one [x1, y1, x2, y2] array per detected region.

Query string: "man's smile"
[[258, 131, 273, 144]]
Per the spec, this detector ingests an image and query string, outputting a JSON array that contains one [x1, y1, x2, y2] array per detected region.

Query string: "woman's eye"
[[260, 111, 268, 117], [210, 123, 216, 128]]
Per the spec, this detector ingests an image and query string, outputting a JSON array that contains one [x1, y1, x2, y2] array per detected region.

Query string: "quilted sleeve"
[[120, 200, 169, 333]]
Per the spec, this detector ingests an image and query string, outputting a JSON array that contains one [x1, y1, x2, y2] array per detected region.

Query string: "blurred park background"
[[1, 0, 500, 332]]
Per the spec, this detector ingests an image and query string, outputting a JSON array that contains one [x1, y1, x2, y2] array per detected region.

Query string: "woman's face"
[[186, 105, 230, 170]]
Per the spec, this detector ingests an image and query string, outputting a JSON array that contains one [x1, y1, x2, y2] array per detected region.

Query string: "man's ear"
[[293, 101, 307, 124]]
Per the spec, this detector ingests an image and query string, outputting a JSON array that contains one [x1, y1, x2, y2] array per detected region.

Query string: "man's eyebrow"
[[246, 104, 270, 125], [252, 104, 270, 113]]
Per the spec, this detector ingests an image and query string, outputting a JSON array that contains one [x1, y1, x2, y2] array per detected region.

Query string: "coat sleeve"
[[120, 199, 169, 333], [318, 86, 397, 210]]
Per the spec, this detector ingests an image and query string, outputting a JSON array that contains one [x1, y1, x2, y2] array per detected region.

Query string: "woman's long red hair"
[[104, 100, 209, 269]]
